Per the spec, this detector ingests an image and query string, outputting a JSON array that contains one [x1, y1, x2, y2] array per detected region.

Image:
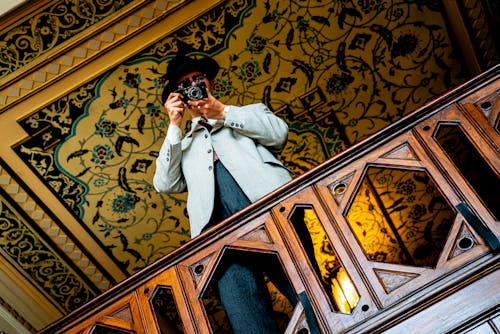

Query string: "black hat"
[[162, 54, 220, 104]]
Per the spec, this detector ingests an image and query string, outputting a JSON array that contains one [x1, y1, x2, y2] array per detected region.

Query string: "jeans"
[[204, 160, 290, 333]]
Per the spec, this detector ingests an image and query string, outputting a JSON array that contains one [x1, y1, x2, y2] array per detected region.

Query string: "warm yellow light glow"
[[302, 208, 360, 314], [331, 278, 351, 314], [337, 268, 360, 308], [345, 167, 456, 267]]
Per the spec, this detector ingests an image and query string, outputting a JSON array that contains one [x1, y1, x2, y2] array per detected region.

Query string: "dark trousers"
[[204, 160, 285, 334]]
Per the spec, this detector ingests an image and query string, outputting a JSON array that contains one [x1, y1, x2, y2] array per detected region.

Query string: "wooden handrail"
[[39, 63, 500, 334]]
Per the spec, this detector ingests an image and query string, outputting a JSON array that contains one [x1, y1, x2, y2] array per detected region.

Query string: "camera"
[[175, 81, 208, 105]]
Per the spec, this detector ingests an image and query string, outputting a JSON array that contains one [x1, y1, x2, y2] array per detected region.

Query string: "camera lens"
[[186, 86, 204, 100]]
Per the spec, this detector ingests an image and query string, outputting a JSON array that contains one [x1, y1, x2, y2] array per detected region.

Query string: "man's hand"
[[165, 93, 185, 127], [188, 90, 226, 120]]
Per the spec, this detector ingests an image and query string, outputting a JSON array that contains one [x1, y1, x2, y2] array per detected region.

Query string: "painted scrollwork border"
[[0, 0, 192, 112]]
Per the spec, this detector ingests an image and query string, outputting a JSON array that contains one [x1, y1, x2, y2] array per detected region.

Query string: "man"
[[153, 53, 293, 333]]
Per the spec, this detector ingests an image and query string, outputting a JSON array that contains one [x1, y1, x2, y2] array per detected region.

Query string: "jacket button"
[[208, 166, 213, 171], [207, 149, 212, 154], [204, 134, 208, 138]]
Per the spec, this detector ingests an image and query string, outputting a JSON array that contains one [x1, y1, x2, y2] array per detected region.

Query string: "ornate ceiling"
[[0, 0, 497, 332]]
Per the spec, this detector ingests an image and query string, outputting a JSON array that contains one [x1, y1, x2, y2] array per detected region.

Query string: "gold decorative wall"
[[0, 0, 496, 331], [12, 0, 468, 277]]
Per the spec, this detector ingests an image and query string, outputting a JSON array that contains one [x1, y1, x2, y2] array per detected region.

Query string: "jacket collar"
[[185, 117, 223, 137]]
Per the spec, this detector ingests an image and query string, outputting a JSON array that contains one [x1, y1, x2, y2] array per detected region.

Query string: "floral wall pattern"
[[0, 0, 134, 80], [346, 167, 456, 267], [0, 186, 97, 313], [12, 0, 467, 278]]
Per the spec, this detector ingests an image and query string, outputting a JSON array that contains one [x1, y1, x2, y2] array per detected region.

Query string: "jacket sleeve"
[[153, 136, 186, 193], [223, 103, 289, 153]]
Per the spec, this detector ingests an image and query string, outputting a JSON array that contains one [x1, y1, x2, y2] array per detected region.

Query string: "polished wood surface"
[[39, 65, 499, 334]]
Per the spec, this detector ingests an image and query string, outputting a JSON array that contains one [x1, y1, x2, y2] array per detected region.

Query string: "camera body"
[[175, 81, 208, 105]]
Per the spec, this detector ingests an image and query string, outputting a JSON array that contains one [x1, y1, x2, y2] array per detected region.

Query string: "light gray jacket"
[[153, 103, 292, 237]]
